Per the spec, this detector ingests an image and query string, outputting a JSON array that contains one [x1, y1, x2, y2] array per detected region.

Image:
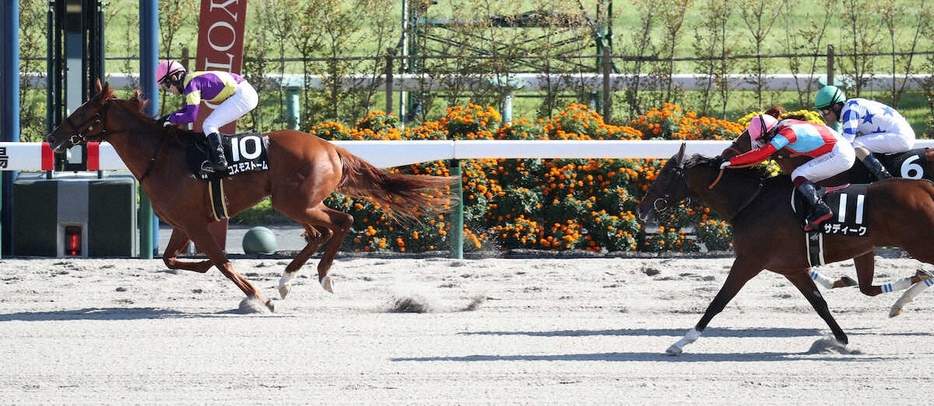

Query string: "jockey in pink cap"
[[721, 114, 856, 231], [156, 60, 258, 173]]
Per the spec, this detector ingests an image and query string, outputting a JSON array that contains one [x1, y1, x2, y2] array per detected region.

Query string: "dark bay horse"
[[723, 129, 932, 316], [637, 143, 934, 355], [46, 81, 456, 310]]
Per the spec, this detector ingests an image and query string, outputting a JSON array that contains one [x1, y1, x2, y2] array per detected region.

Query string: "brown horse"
[[637, 143, 934, 355], [46, 81, 456, 310], [723, 129, 932, 316]]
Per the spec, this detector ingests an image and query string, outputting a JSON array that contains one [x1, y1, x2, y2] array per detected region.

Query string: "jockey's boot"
[[206, 132, 228, 172], [796, 179, 832, 231], [861, 153, 893, 180]]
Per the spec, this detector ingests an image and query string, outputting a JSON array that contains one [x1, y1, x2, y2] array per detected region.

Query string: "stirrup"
[[804, 211, 832, 231], [200, 161, 216, 173]]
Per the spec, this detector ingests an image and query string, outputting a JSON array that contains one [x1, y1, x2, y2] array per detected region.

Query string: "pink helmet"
[[748, 114, 778, 144], [156, 60, 186, 84]]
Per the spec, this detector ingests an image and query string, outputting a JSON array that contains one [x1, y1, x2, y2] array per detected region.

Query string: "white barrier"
[[6, 139, 934, 171], [0, 140, 763, 171]]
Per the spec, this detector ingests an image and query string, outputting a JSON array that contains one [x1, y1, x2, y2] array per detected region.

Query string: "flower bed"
[[316, 103, 748, 253]]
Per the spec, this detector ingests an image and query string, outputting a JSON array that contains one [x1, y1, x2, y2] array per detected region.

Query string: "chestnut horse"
[[723, 129, 933, 316], [46, 81, 456, 310], [637, 144, 934, 355]]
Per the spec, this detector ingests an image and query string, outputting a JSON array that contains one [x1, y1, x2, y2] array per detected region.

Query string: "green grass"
[[20, 0, 934, 136]]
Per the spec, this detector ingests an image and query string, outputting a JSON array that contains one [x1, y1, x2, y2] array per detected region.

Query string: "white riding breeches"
[[202, 81, 259, 135], [852, 130, 915, 155], [791, 143, 856, 183]]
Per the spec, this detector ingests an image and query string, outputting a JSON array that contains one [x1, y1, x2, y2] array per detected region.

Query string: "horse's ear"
[[95, 78, 103, 94], [677, 142, 687, 167]]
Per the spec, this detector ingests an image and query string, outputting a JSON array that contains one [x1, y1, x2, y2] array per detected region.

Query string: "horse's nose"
[[45, 133, 66, 153], [636, 206, 652, 222]]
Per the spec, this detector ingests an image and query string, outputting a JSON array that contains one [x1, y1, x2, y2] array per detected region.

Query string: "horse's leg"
[[852, 252, 930, 296], [783, 271, 848, 345], [667, 258, 760, 355], [890, 273, 934, 317], [278, 224, 332, 298], [308, 208, 353, 293], [276, 204, 353, 294], [187, 227, 272, 310], [162, 228, 213, 273]]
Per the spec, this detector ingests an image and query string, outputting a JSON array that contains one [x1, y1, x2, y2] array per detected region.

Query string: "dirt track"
[[1, 255, 933, 404]]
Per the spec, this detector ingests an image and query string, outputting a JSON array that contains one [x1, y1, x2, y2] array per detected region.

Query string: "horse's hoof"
[[838, 276, 858, 287], [278, 283, 292, 299], [265, 300, 276, 312], [665, 344, 683, 356], [321, 275, 334, 293], [889, 306, 905, 318]]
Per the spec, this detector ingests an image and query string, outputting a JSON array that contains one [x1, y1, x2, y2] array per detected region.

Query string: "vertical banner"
[[194, 0, 247, 240], [194, 0, 248, 134]]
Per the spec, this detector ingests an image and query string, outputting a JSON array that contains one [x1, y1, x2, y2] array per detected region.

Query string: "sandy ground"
[[2, 251, 934, 405]]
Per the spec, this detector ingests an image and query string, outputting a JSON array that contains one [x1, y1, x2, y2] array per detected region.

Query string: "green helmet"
[[814, 86, 846, 109]]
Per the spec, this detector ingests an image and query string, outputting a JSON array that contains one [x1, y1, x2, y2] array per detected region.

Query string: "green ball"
[[242, 226, 278, 254]]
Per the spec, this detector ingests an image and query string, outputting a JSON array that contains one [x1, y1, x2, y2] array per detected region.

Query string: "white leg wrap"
[[809, 269, 836, 289], [882, 277, 914, 293], [667, 328, 702, 355]]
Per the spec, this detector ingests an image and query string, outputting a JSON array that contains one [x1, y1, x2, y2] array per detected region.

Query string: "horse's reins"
[[710, 130, 769, 189], [709, 161, 758, 189], [706, 160, 764, 223]]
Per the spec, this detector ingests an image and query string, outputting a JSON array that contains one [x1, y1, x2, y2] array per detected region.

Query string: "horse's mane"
[[124, 88, 155, 122], [97, 83, 157, 124], [684, 154, 718, 168], [764, 105, 809, 121]]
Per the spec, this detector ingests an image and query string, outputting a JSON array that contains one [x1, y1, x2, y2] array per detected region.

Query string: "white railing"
[[7, 139, 934, 170], [0, 140, 741, 171]]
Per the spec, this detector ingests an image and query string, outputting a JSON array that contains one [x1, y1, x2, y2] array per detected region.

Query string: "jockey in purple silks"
[[722, 114, 855, 231], [814, 85, 915, 181], [156, 60, 259, 173]]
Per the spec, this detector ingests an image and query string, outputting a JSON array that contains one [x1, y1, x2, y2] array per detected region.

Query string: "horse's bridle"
[[58, 96, 129, 146], [56, 97, 164, 181], [650, 163, 692, 215], [62, 110, 104, 145]]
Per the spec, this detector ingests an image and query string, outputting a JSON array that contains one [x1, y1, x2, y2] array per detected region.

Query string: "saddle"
[[792, 183, 871, 267], [185, 132, 271, 220], [848, 148, 930, 183], [792, 183, 870, 237], [185, 132, 270, 181]]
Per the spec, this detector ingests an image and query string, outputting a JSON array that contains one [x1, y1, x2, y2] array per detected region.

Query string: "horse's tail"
[[333, 145, 459, 223]]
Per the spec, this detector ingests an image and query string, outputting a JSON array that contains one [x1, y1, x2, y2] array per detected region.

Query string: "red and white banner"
[[194, 0, 249, 134]]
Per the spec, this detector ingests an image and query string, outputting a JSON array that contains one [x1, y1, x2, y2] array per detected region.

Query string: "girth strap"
[[208, 178, 229, 221]]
